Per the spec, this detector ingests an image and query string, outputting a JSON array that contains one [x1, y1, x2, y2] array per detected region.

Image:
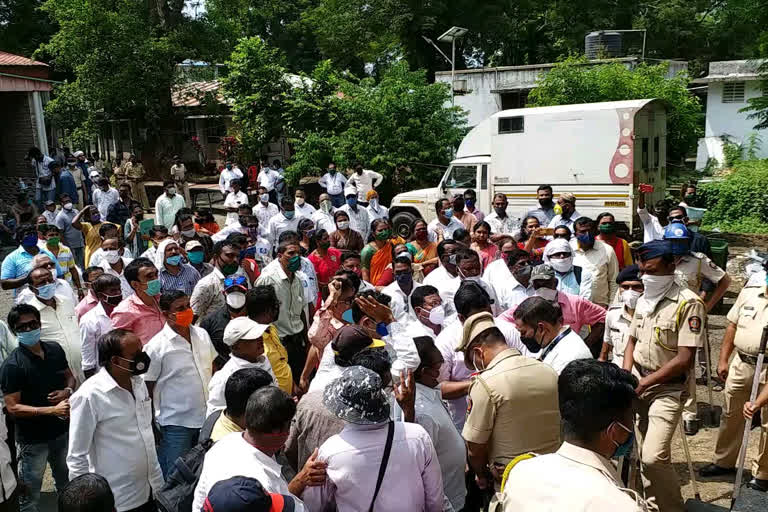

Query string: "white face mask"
[[548, 256, 573, 273], [535, 287, 558, 302], [260, 194, 269, 204], [337, 221, 349, 230], [640, 274, 675, 300], [471, 350, 485, 372], [181, 229, 196, 238], [621, 289, 641, 309], [369, 198, 379, 209], [104, 250, 121, 264], [426, 305, 445, 325], [295, 197, 305, 206], [63, 203, 74, 211], [320, 200, 332, 213], [226, 291, 246, 309]]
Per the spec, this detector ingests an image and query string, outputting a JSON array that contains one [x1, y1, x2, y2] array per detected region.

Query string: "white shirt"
[[90, 247, 134, 268], [500, 442, 643, 512], [79, 303, 112, 371], [252, 201, 280, 236], [318, 172, 347, 195], [43, 208, 58, 225], [604, 305, 633, 366], [67, 368, 164, 512], [154, 193, 186, 229], [193, 433, 303, 512], [338, 203, 370, 241], [92, 187, 120, 219], [0, 408, 16, 502], [256, 169, 280, 192], [485, 211, 521, 236], [210, 221, 246, 243], [537, 327, 592, 375], [381, 280, 423, 323], [482, 259, 534, 311], [548, 210, 582, 232], [427, 217, 464, 242], [206, 354, 275, 417], [311, 208, 336, 234], [303, 421, 443, 512], [144, 324, 217, 429], [28, 296, 84, 383], [266, 214, 300, 251], [16, 279, 77, 306], [224, 191, 249, 225], [219, 167, 244, 194], [366, 202, 388, 222], [422, 266, 459, 316], [294, 201, 316, 219], [99, 257, 135, 300], [346, 170, 384, 201], [637, 207, 665, 242], [571, 239, 619, 306], [414, 383, 467, 511]]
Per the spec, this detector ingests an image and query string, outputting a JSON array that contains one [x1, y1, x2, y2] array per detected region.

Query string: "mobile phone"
[[538, 227, 554, 236], [639, 183, 654, 193]]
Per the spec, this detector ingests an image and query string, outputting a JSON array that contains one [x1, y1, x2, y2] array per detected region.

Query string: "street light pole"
[[451, 38, 456, 107]]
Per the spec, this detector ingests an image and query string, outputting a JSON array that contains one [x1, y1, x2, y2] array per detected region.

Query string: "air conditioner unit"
[[453, 79, 468, 93]]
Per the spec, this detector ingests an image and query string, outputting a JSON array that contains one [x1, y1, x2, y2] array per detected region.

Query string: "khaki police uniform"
[[629, 283, 706, 512], [604, 304, 633, 367], [712, 285, 768, 479], [124, 161, 148, 208], [462, 348, 560, 475], [675, 252, 725, 421]]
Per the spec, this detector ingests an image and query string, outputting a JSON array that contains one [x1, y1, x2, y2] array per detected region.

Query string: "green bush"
[[699, 159, 768, 233]]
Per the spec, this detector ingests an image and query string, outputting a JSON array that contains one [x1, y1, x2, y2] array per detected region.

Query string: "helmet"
[[663, 223, 690, 240]]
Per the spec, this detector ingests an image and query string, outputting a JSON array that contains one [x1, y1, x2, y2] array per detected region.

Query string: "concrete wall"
[[0, 92, 38, 207], [695, 80, 768, 168]]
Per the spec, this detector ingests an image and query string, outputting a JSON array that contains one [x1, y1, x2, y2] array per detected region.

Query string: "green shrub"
[[699, 159, 768, 233]]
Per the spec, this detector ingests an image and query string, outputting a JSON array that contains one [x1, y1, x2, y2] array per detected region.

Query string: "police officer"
[[623, 240, 707, 512], [456, 311, 560, 490], [698, 269, 768, 491], [600, 265, 643, 366], [664, 222, 731, 434]]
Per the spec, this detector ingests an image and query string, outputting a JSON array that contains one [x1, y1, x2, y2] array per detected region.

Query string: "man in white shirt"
[[512, 296, 592, 374], [483, 247, 534, 312], [365, 190, 388, 221], [485, 193, 522, 241], [79, 274, 122, 378], [346, 162, 383, 205], [257, 164, 280, 203], [427, 198, 464, 242], [223, 179, 250, 226], [338, 186, 370, 241], [381, 254, 422, 323], [409, 285, 447, 338], [91, 178, 120, 220], [154, 181, 186, 230], [0, 407, 16, 511], [67, 329, 164, 512], [42, 200, 59, 225], [637, 185, 668, 242], [412, 337, 467, 511], [252, 186, 280, 237], [303, 366, 444, 512], [206, 317, 275, 416], [547, 192, 581, 232], [499, 358, 645, 512], [317, 162, 346, 207], [293, 187, 316, 219], [266, 197, 300, 251], [219, 160, 244, 196], [145, 289, 217, 478], [571, 217, 619, 307], [170, 155, 191, 205], [423, 239, 461, 316], [194, 386, 328, 512], [312, 193, 336, 234]]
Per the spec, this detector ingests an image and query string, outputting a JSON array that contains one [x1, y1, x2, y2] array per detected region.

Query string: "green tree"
[[0, 0, 56, 58], [528, 56, 703, 163]]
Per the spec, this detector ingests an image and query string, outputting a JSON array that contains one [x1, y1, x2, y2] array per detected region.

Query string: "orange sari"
[[364, 238, 405, 285]]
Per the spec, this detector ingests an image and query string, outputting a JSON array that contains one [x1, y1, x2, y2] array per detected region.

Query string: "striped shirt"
[[159, 264, 201, 295], [40, 242, 76, 285]]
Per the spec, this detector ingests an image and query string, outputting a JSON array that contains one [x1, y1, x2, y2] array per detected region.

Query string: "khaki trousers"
[[177, 181, 191, 206], [713, 353, 768, 479], [129, 179, 149, 209], [635, 384, 686, 512], [683, 368, 698, 421]]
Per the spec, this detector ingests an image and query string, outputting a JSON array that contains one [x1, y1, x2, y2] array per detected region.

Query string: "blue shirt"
[[0, 246, 65, 296], [526, 205, 556, 225], [54, 209, 85, 249], [57, 170, 79, 204], [159, 264, 202, 295]]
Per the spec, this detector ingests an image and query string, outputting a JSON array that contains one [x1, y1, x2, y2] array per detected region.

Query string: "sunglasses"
[[224, 275, 247, 288]]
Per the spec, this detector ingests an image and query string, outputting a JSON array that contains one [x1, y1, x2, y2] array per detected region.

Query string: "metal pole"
[[642, 30, 647, 61], [451, 38, 456, 107]]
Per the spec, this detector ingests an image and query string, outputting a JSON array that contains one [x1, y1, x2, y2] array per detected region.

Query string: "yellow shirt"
[[81, 221, 120, 267], [210, 412, 243, 442], [264, 325, 293, 394]]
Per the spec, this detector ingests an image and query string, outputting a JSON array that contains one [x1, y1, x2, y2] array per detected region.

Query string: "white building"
[[435, 57, 688, 127], [694, 60, 767, 169]]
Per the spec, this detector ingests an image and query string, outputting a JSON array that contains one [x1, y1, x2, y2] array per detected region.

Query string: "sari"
[[406, 240, 438, 275], [362, 237, 405, 285]]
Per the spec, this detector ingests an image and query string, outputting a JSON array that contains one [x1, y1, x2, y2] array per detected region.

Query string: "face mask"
[[465, 199, 475, 208], [63, 203, 74, 211], [260, 194, 270, 204], [337, 221, 349, 230], [341, 308, 354, 323], [166, 254, 182, 266], [173, 308, 195, 327], [611, 421, 635, 459], [135, 213, 144, 221], [553, 203, 563, 216], [369, 198, 379, 209], [621, 289, 641, 309], [226, 164, 233, 170], [287, 255, 301, 272], [21, 233, 38, 248], [535, 287, 558, 302], [181, 229, 196, 238], [549, 257, 573, 273], [295, 197, 305, 206], [329, 168, 336, 175], [320, 200, 332, 213], [539, 198, 554, 209], [35, 282, 57, 300], [145, 279, 161, 296], [375, 229, 391, 240], [220, 262, 239, 276], [283, 210, 295, 220], [114, 352, 151, 376], [46, 236, 60, 247], [494, 206, 506, 217], [346, 197, 357, 208], [471, 349, 485, 372], [376, 322, 389, 337], [598, 223, 616, 234], [16, 326, 40, 346], [395, 272, 413, 288], [427, 305, 445, 325], [91, 213, 101, 223], [520, 327, 542, 353], [576, 232, 595, 247], [443, 208, 453, 219], [102, 293, 122, 306], [640, 274, 675, 298], [512, 264, 532, 283], [166, 187, 176, 195], [104, 250, 121, 264], [187, 251, 205, 265], [226, 291, 246, 310]]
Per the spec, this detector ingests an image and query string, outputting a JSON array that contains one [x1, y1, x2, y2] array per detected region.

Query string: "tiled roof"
[[0, 51, 48, 67]]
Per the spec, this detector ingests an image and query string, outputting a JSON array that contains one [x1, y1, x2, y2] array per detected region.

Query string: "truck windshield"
[[445, 165, 476, 189]]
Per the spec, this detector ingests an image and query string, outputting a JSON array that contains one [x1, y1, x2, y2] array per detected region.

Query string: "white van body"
[[389, 99, 668, 237]]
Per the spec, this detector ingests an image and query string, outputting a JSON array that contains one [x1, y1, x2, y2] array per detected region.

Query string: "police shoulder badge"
[[466, 396, 473, 415], [688, 316, 702, 333]]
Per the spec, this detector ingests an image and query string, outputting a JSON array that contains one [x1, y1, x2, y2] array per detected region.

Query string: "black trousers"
[[282, 332, 308, 385], [125, 499, 157, 512]]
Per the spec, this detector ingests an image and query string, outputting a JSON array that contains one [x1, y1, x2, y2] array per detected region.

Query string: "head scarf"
[[154, 238, 180, 272], [542, 238, 573, 264]]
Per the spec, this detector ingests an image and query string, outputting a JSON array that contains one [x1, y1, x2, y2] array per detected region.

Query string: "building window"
[[653, 136, 660, 168], [722, 82, 745, 103], [499, 116, 524, 134], [641, 138, 649, 170], [500, 91, 528, 110]]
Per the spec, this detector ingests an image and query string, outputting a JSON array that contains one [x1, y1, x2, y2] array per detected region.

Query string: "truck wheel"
[[392, 211, 419, 239]]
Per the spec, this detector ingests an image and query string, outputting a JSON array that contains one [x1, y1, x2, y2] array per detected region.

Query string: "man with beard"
[[527, 184, 556, 226]]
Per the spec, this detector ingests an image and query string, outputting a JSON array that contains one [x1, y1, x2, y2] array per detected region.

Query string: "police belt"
[[635, 364, 686, 384], [737, 351, 760, 365]]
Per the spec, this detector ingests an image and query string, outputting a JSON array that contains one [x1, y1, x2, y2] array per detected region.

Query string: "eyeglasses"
[[224, 275, 247, 288], [668, 215, 685, 222]]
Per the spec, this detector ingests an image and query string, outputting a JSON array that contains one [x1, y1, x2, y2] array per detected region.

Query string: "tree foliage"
[[0, 0, 56, 58], [699, 159, 768, 233], [528, 57, 703, 162]]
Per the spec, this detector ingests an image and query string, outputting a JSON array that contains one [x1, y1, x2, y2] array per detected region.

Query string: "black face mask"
[[114, 352, 151, 376], [511, 263, 532, 282], [539, 198, 554, 209], [102, 293, 122, 306], [520, 328, 541, 353], [135, 214, 144, 221]]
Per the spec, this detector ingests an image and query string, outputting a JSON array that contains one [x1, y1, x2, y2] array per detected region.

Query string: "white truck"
[[389, 99, 668, 237]]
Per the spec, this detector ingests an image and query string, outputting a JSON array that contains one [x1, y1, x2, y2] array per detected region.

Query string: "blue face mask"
[[443, 208, 453, 219], [465, 199, 475, 208], [187, 251, 205, 265], [166, 255, 182, 266], [346, 197, 357, 208], [35, 283, 56, 300], [611, 421, 634, 459], [284, 210, 295, 220], [145, 279, 161, 297], [576, 232, 595, 247], [376, 322, 389, 337], [17, 328, 41, 346], [341, 308, 354, 323]]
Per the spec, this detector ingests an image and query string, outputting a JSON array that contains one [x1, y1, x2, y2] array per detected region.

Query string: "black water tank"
[[585, 31, 623, 59]]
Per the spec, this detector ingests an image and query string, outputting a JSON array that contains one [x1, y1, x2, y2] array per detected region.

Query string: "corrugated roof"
[[0, 51, 48, 67], [172, 80, 224, 107]]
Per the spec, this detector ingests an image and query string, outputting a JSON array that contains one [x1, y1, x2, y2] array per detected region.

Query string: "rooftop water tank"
[[585, 31, 623, 59]]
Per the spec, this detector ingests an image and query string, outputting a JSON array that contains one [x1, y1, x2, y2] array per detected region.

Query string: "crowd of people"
[[0, 152, 765, 512]]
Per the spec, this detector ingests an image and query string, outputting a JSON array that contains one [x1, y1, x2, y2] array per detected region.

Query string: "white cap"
[[223, 317, 269, 346], [89, 170, 101, 178], [344, 185, 357, 197], [73, 150, 84, 157]]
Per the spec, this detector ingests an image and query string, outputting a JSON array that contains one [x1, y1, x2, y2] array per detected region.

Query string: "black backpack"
[[155, 411, 221, 512]]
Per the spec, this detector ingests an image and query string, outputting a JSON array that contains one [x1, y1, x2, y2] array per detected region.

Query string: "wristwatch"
[[65, 387, 74, 396]]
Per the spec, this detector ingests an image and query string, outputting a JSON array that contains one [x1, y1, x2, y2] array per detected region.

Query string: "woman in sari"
[[518, 215, 549, 263], [470, 221, 497, 270], [596, 212, 633, 269], [406, 218, 439, 275], [361, 218, 405, 286], [329, 210, 364, 253]]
